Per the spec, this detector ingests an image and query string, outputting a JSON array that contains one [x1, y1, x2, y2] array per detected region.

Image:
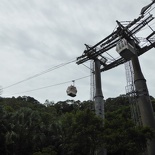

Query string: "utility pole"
[[131, 55, 155, 155]]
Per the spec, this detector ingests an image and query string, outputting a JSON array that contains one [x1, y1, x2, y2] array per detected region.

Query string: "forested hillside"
[[0, 96, 154, 155]]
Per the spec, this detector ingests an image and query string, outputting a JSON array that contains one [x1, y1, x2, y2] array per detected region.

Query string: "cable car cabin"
[[66, 85, 77, 97], [116, 39, 136, 60]]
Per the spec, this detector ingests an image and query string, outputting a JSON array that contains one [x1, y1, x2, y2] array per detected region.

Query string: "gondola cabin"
[[66, 85, 77, 97], [116, 39, 136, 60]]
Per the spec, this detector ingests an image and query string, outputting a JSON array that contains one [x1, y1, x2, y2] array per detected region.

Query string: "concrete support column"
[[131, 55, 155, 155], [94, 59, 107, 155], [94, 59, 104, 119]]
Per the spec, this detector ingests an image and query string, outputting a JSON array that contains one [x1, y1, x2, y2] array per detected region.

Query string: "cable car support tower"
[[125, 61, 142, 126], [77, 1, 155, 155]]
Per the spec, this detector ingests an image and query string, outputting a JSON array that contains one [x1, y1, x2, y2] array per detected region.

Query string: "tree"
[[6, 108, 46, 155], [59, 109, 104, 155], [103, 106, 154, 155], [0, 105, 11, 155], [0, 96, 154, 155]]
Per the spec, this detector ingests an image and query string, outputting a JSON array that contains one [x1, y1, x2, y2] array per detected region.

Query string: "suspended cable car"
[[66, 80, 77, 97], [116, 38, 136, 60]]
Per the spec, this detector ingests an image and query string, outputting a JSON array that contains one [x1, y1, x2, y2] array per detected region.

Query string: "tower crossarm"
[[77, 1, 155, 70], [101, 41, 155, 72], [76, 31, 118, 65]]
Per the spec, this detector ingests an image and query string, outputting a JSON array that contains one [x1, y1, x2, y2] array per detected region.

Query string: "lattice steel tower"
[[90, 60, 95, 101], [125, 61, 142, 126]]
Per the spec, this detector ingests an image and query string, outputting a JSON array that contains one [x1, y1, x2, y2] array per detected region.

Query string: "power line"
[[3, 59, 76, 90], [82, 64, 93, 71], [3, 75, 90, 96]]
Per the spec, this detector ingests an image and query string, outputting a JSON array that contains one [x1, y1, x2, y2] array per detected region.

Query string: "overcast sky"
[[0, 0, 155, 103]]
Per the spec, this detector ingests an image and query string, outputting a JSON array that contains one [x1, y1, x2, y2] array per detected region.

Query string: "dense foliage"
[[0, 95, 154, 155]]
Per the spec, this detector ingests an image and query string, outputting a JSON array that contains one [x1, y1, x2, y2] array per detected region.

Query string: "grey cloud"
[[0, 0, 154, 103]]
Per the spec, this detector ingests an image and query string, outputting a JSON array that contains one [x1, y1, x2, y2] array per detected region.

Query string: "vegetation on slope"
[[0, 95, 154, 155]]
